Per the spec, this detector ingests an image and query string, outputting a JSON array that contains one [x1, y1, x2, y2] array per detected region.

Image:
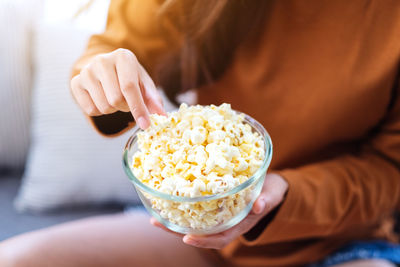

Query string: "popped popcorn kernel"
[[132, 103, 265, 230]]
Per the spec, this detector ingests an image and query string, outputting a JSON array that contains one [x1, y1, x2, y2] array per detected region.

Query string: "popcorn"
[[190, 126, 207, 144], [132, 103, 265, 231]]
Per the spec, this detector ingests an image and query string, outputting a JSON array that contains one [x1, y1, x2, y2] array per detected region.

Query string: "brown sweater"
[[72, 0, 400, 266]]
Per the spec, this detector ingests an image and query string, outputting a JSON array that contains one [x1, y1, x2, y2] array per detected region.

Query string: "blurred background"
[[0, 0, 152, 240]]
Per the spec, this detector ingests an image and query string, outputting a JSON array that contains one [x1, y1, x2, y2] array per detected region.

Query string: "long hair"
[[155, 0, 270, 104]]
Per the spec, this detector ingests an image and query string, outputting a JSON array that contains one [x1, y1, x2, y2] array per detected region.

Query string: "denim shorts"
[[308, 240, 400, 267]]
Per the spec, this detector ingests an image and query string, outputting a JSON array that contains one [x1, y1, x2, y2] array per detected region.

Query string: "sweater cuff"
[[240, 169, 302, 246], [88, 111, 135, 137]]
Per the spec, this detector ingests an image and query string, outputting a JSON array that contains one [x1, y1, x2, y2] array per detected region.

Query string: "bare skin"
[[0, 175, 396, 266], [332, 260, 396, 267], [70, 48, 165, 129], [0, 211, 396, 267], [0, 211, 217, 267], [153, 173, 289, 249], [47, 48, 396, 267]]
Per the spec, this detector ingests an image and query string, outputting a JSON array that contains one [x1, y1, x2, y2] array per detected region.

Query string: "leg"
[[331, 259, 397, 267], [0, 210, 218, 267]]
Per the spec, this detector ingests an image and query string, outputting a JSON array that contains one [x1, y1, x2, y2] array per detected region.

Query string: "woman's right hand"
[[70, 48, 165, 129]]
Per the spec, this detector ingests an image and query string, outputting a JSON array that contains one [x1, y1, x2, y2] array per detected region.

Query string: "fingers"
[[149, 217, 230, 249], [70, 48, 165, 130], [149, 218, 184, 238], [252, 173, 289, 215], [150, 217, 232, 249], [183, 234, 229, 249], [184, 212, 261, 249], [80, 68, 117, 115], [252, 196, 266, 214], [115, 50, 150, 129], [94, 55, 130, 112], [138, 65, 166, 116], [182, 174, 289, 250], [140, 80, 165, 116], [70, 79, 101, 116]]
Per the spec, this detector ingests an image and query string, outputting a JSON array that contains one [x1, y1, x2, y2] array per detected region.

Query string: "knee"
[[0, 242, 21, 267], [369, 260, 397, 267], [0, 238, 37, 267], [332, 259, 397, 267], [357, 259, 396, 267]]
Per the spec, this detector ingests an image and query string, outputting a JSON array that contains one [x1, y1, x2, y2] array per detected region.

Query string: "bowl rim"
[[122, 110, 273, 203]]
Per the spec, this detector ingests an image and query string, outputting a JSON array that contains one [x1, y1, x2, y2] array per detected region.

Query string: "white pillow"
[[14, 22, 141, 212], [0, 0, 41, 171]]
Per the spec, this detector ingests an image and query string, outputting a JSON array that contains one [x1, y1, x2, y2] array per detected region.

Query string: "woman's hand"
[[151, 173, 288, 249], [70, 48, 165, 129]]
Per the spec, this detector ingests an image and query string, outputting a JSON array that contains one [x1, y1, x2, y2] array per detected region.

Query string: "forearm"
[[71, 0, 170, 79], [241, 151, 400, 245]]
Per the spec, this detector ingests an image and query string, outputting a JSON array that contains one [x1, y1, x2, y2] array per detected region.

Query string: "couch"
[[0, 173, 124, 241], [0, 0, 142, 241]]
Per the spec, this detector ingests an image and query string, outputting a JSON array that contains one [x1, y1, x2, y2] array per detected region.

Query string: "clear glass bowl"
[[123, 112, 273, 235]]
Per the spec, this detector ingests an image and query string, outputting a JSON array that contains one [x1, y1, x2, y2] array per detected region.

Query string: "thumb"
[[252, 174, 288, 215], [252, 194, 279, 215], [252, 196, 266, 214], [147, 92, 166, 116], [138, 67, 166, 116]]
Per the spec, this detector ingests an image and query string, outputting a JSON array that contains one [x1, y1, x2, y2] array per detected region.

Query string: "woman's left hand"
[[150, 173, 288, 249]]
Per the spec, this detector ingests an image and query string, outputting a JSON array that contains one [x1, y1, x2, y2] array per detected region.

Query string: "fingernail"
[[137, 116, 149, 129]]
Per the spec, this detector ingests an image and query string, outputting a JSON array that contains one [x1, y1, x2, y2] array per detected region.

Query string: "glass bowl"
[[123, 112, 273, 235]]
